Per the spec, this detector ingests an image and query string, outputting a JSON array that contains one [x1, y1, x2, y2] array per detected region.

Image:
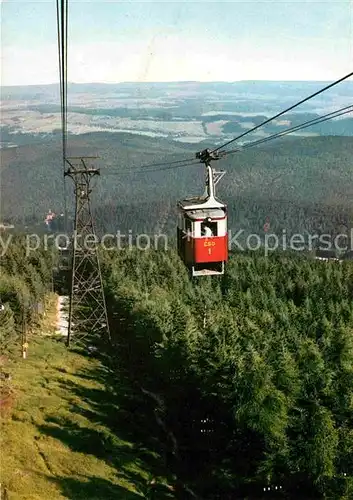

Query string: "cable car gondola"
[[177, 149, 228, 277]]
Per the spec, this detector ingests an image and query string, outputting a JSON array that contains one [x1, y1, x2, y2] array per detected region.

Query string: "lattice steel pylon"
[[65, 156, 110, 346]]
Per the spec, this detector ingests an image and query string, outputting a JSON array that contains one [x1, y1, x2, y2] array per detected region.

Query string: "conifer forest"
[[2, 238, 353, 498]]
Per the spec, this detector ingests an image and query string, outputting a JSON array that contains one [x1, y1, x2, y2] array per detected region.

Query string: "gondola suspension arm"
[[195, 148, 226, 199]]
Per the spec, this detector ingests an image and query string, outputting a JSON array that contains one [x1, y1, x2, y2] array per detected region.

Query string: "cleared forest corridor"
[[56, 296, 69, 337], [0, 334, 174, 499]]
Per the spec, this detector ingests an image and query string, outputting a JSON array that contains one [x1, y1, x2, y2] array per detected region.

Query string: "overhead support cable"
[[138, 156, 197, 169], [224, 104, 353, 156], [212, 71, 353, 153], [102, 159, 200, 175], [102, 160, 201, 175], [101, 156, 198, 175], [56, 0, 69, 231], [101, 105, 352, 176]]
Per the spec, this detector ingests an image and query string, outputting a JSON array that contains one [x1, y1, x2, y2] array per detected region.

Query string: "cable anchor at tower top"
[[64, 156, 101, 176]]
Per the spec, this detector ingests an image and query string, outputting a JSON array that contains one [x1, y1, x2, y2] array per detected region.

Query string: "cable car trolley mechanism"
[[177, 149, 228, 277]]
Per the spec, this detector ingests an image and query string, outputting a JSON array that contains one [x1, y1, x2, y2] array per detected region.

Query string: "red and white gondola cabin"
[[177, 163, 228, 277]]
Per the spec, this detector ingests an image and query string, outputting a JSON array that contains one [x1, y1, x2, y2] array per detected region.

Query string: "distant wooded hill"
[[2, 80, 353, 98], [1, 133, 352, 239]]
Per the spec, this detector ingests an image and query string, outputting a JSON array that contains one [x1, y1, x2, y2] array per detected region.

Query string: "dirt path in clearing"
[[56, 295, 69, 336]]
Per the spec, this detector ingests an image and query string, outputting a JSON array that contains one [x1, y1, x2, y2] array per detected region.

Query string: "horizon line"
[[2, 78, 353, 88]]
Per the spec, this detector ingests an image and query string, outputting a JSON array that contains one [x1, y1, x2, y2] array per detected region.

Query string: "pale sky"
[[1, 0, 352, 86]]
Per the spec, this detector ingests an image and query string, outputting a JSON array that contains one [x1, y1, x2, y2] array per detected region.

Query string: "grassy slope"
[[1, 313, 173, 499]]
